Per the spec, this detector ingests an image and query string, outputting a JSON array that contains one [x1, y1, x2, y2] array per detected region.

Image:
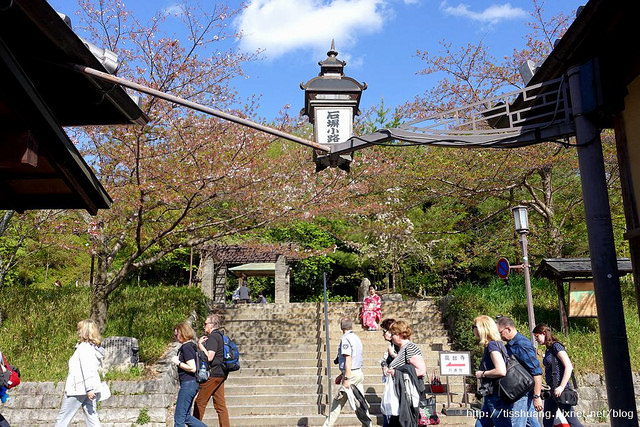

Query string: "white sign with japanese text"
[[439, 351, 471, 376], [314, 107, 353, 145]]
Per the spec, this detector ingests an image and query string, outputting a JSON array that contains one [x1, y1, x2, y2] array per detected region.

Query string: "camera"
[[541, 385, 552, 400], [475, 385, 491, 400]]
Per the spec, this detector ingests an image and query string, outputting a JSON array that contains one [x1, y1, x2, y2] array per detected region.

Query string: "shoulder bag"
[[496, 342, 534, 403], [550, 348, 578, 406]]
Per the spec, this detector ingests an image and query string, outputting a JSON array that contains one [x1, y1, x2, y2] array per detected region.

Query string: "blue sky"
[[49, 0, 585, 122]]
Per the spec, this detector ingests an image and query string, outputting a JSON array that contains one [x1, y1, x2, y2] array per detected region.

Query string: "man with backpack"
[[193, 314, 230, 427], [497, 316, 543, 427]]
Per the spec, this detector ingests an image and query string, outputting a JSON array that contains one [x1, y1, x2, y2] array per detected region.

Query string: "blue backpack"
[[217, 331, 240, 373]]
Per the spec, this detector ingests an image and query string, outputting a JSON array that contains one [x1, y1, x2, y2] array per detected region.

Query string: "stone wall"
[[571, 372, 640, 424], [1, 344, 180, 426]]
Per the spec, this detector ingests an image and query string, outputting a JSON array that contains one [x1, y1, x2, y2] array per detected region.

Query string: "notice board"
[[569, 280, 598, 317]]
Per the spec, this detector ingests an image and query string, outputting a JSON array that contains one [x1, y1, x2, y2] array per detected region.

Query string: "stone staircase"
[[200, 299, 467, 426], [0, 299, 472, 426]]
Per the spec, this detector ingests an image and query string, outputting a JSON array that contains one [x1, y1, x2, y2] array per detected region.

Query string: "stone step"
[[229, 330, 449, 343], [203, 413, 384, 426], [230, 365, 457, 379], [202, 410, 470, 426], [224, 374, 320, 386], [2, 407, 166, 425], [224, 384, 323, 395], [238, 360, 445, 373], [224, 393, 327, 405], [216, 301, 442, 321]]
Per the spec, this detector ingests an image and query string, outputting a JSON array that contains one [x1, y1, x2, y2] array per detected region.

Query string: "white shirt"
[[64, 342, 104, 396], [337, 330, 363, 371]]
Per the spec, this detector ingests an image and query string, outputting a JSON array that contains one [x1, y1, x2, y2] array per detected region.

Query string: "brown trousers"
[[193, 376, 230, 427]]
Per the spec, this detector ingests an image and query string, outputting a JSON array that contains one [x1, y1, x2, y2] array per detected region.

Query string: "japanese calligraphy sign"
[[439, 351, 471, 376], [314, 107, 353, 145]]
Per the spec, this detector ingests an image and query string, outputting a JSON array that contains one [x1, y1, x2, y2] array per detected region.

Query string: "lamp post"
[[301, 40, 366, 172], [512, 205, 536, 344]]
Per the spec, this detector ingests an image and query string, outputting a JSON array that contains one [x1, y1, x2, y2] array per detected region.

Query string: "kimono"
[[361, 293, 382, 330]]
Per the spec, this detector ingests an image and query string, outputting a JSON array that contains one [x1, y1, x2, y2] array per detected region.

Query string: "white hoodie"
[[64, 342, 105, 396]]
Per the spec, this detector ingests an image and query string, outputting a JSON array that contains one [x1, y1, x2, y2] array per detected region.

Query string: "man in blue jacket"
[[497, 316, 543, 427]]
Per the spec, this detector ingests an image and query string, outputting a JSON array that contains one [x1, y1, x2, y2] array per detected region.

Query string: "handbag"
[[430, 370, 444, 393], [550, 350, 579, 406], [381, 376, 399, 416], [418, 396, 437, 425], [97, 381, 111, 401], [496, 343, 534, 403]]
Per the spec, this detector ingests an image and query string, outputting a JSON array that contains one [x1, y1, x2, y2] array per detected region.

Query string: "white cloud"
[[439, 1, 526, 25], [235, 0, 388, 59], [163, 3, 185, 16]]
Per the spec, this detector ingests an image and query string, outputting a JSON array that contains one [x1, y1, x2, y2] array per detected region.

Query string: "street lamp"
[[301, 40, 366, 172], [512, 205, 536, 344]]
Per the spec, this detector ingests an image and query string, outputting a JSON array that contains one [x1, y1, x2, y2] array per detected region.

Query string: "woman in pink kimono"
[[361, 285, 382, 330]]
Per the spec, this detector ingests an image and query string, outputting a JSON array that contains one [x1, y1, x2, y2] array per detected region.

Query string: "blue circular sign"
[[497, 257, 510, 279]]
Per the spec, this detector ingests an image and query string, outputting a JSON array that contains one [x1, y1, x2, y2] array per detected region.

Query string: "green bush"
[[441, 275, 640, 373]]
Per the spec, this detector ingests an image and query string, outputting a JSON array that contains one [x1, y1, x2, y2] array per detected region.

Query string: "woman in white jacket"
[[55, 319, 105, 427]]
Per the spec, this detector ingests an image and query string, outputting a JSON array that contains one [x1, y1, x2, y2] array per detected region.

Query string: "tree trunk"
[[90, 284, 109, 332], [90, 254, 111, 332]]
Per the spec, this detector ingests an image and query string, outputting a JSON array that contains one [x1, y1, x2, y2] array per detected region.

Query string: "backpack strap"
[[550, 343, 578, 390], [496, 341, 510, 366]]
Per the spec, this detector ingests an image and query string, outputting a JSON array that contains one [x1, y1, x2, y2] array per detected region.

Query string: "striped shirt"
[[389, 341, 422, 369]]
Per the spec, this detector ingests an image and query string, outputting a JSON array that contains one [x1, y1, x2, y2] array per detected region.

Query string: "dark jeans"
[[0, 413, 10, 427], [475, 395, 513, 427], [174, 380, 207, 427], [542, 397, 584, 427]]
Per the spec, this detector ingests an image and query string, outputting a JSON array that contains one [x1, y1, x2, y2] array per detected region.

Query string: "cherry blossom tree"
[[63, 0, 392, 329]]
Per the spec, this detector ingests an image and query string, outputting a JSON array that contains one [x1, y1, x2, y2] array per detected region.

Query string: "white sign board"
[[314, 107, 353, 145], [439, 351, 471, 376]]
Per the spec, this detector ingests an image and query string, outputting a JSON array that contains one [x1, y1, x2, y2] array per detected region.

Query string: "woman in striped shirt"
[[387, 320, 426, 377]]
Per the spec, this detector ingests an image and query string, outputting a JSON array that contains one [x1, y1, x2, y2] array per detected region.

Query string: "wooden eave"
[[534, 258, 633, 280], [0, 0, 149, 214]]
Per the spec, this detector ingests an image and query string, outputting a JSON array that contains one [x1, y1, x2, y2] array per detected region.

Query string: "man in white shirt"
[[323, 317, 369, 427]]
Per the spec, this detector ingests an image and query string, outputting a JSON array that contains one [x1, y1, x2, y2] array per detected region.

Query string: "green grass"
[[0, 284, 208, 381], [441, 275, 640, 373]]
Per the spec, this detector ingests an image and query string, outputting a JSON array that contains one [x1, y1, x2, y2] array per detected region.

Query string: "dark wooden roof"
[[202, 244, 303, 264], [0, 0, 148, 127], [534, 258, 633, 280], [0, 0, 148, 214]]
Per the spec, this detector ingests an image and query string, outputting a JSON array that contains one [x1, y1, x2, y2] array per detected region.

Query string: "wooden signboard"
[[569, 280, 598, 317]]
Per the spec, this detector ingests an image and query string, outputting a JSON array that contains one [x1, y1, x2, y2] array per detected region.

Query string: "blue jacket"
[[505, 332, 543, 376]]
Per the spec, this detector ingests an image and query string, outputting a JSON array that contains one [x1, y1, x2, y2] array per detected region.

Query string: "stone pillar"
[[213, 265, 227, 304], [200, 255, 215, 300], [275, 255, 290, 304], [358, 278, 370, 302]]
